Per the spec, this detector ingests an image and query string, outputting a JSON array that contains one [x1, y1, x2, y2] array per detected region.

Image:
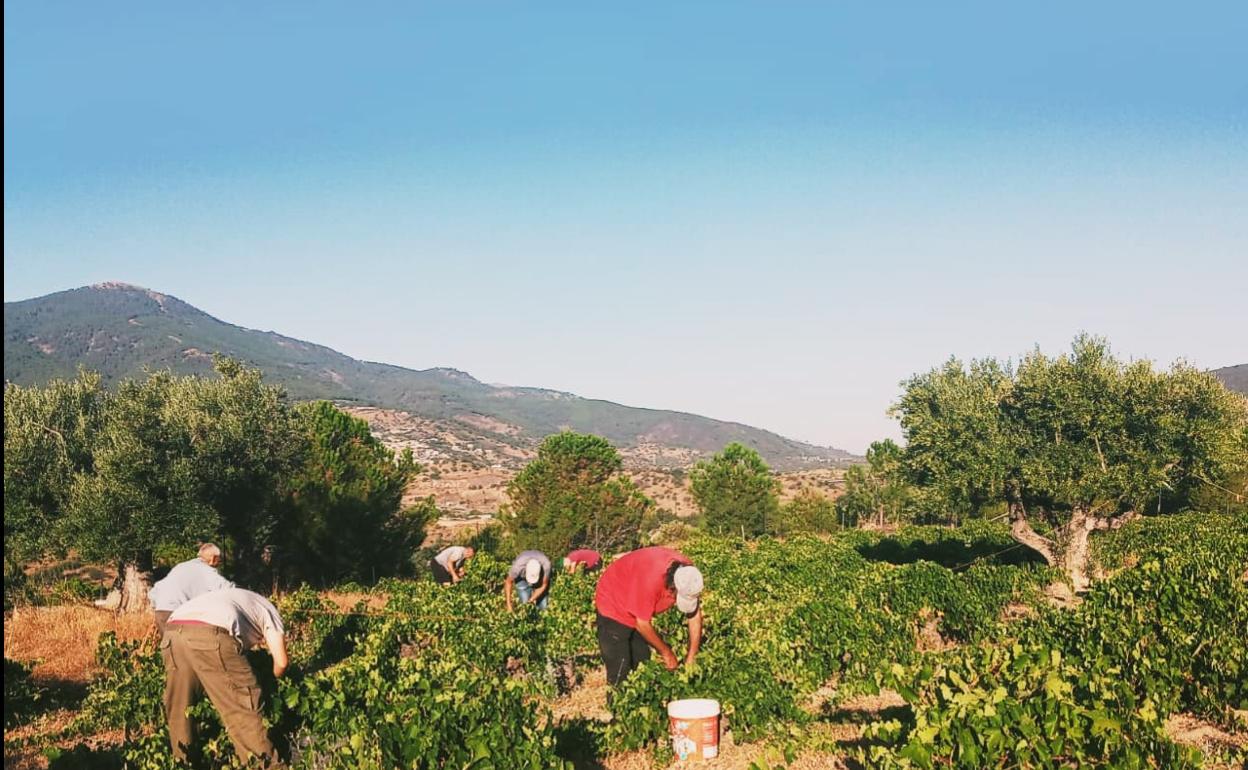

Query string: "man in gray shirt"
[[163, 587, 287, 765], [148, 543, 234, 636], [504, 550, 552, 612]]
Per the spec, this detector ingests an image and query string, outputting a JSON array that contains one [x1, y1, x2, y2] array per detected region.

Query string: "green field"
[[6, 514, 1245, 769]]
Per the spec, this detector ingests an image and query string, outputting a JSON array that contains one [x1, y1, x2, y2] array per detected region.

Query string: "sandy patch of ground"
[[1165, 713, 1248, 763]]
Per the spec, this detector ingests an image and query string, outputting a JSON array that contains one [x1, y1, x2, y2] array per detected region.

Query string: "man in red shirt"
[[563, 548, 603, 574], [593, 546, 704, 686]]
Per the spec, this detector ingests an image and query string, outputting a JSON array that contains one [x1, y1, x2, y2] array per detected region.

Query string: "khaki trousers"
[[161, 623, 279, 765]]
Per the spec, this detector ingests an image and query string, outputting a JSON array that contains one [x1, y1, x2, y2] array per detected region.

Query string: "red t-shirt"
[[594, 547, 690, 629], [566, 549, 602, 570]]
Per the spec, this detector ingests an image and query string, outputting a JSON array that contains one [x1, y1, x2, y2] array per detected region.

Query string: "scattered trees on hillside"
[[894, 334, 1248, 591], [503, 432, 653, 555], [689, 443, 780, 537]]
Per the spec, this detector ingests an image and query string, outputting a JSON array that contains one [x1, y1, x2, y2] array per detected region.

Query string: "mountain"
[[1214, 364, 1248, 396], [3, 283, 857, 470]]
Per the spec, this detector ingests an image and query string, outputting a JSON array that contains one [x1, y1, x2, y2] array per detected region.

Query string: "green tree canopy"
[[894, 334, 1248, 590], [60, 361, 304, 606], [503, 432, 652, 556], [836, 439, 919, 528], [4, 371, 105, 564], [775, 488, 839, 535], [689, 442, 780, 537], [277, 401, 425, 584]]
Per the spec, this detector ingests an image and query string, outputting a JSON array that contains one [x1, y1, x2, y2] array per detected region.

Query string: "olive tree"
[[895, 335, 1248, 591], [3, 372, 106, 604], [63, 361, 304, 611]]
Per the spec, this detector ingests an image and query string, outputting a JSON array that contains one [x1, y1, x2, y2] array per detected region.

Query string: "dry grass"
[[3, 605, 154, 685], [552, 667, 612, 723], [319, 591, 390, 613]]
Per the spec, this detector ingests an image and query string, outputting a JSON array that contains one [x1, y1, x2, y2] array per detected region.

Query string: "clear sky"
[[5, 2, 1247, 453]]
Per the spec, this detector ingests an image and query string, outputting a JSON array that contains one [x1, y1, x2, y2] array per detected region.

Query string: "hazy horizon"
[[6, 3, 1247, 453]]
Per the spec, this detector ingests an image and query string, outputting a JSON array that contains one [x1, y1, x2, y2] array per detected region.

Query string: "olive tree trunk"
[[1008, 502, 1140, 593], [116, 561, 153, 614]]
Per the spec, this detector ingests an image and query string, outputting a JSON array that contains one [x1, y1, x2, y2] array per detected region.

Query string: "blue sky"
[[5, 2, 1247, 452]]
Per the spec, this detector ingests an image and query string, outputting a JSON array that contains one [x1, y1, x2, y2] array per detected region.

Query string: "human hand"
[[662, 651, 680, 671]]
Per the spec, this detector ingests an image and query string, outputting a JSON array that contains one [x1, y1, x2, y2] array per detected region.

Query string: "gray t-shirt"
[[435, 546, 467, 569], [148, 558, 234, 612], [508, 550, 552, 583], [168, 588, 284, 649]]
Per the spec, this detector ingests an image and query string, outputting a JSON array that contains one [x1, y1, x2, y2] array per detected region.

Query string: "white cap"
[[673, 565, 703, 614], [524, 559, 543, 584]]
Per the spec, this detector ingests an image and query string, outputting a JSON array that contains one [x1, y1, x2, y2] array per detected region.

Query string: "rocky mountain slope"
[[4, 282, 858, 471]]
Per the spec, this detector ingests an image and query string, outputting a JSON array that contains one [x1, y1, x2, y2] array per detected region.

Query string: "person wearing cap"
[[504, 550, 553, 612], [161, 587, 288, 765], [148, 543, 234, 638], [593, 546, 704, 686], [563, 548, 602, 574], [431, 545, 475, 585]]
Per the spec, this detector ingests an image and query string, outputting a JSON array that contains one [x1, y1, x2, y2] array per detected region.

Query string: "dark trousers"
[[597, 614, 651, 686], [431, 560, 453, 584]]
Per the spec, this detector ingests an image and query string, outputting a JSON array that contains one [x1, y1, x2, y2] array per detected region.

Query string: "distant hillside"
[[1213, 364, 1248, 396], [3, 283, 857, 470]]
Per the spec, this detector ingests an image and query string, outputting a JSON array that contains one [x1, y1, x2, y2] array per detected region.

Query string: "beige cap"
[[673, 565, 703, 613]]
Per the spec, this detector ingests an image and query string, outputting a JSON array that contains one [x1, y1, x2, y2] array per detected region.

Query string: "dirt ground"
[[1165, 713, 1248, 769]]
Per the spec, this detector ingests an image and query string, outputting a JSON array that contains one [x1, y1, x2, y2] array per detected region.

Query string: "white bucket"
[[667, 698, 720, 761]]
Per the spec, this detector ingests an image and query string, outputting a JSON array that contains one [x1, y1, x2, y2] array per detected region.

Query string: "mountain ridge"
[[3, 282, 857, 470], [1213, 363, 1247, 396]]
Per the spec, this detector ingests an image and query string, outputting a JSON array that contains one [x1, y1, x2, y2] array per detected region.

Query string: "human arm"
[[504, 574, 515, 612], [264, 629, 288, 678], [529, 575, 550, 604], [684, 606, 703, 667], [635, 618, 679, 670]]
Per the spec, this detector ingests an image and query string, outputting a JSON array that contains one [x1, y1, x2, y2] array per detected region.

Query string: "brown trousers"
[[161, 623, 280, 765]]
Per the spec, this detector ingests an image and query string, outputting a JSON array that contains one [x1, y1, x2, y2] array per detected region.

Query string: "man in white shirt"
[[163, 587, 288, 765], [431, 545, 475, 584], [149, 543, 234, 637]]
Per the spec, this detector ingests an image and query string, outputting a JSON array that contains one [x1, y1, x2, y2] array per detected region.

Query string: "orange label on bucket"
[[669, 714, 720, 760]]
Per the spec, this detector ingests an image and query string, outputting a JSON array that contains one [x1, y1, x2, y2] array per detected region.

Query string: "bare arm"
[[264, 630, 288, 678], [530, 575, 550, 603], [634, 618, 679, 669], [448, 561, 462, 583], [684, 606, 703, 666], [504, 575, 515, 612]]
